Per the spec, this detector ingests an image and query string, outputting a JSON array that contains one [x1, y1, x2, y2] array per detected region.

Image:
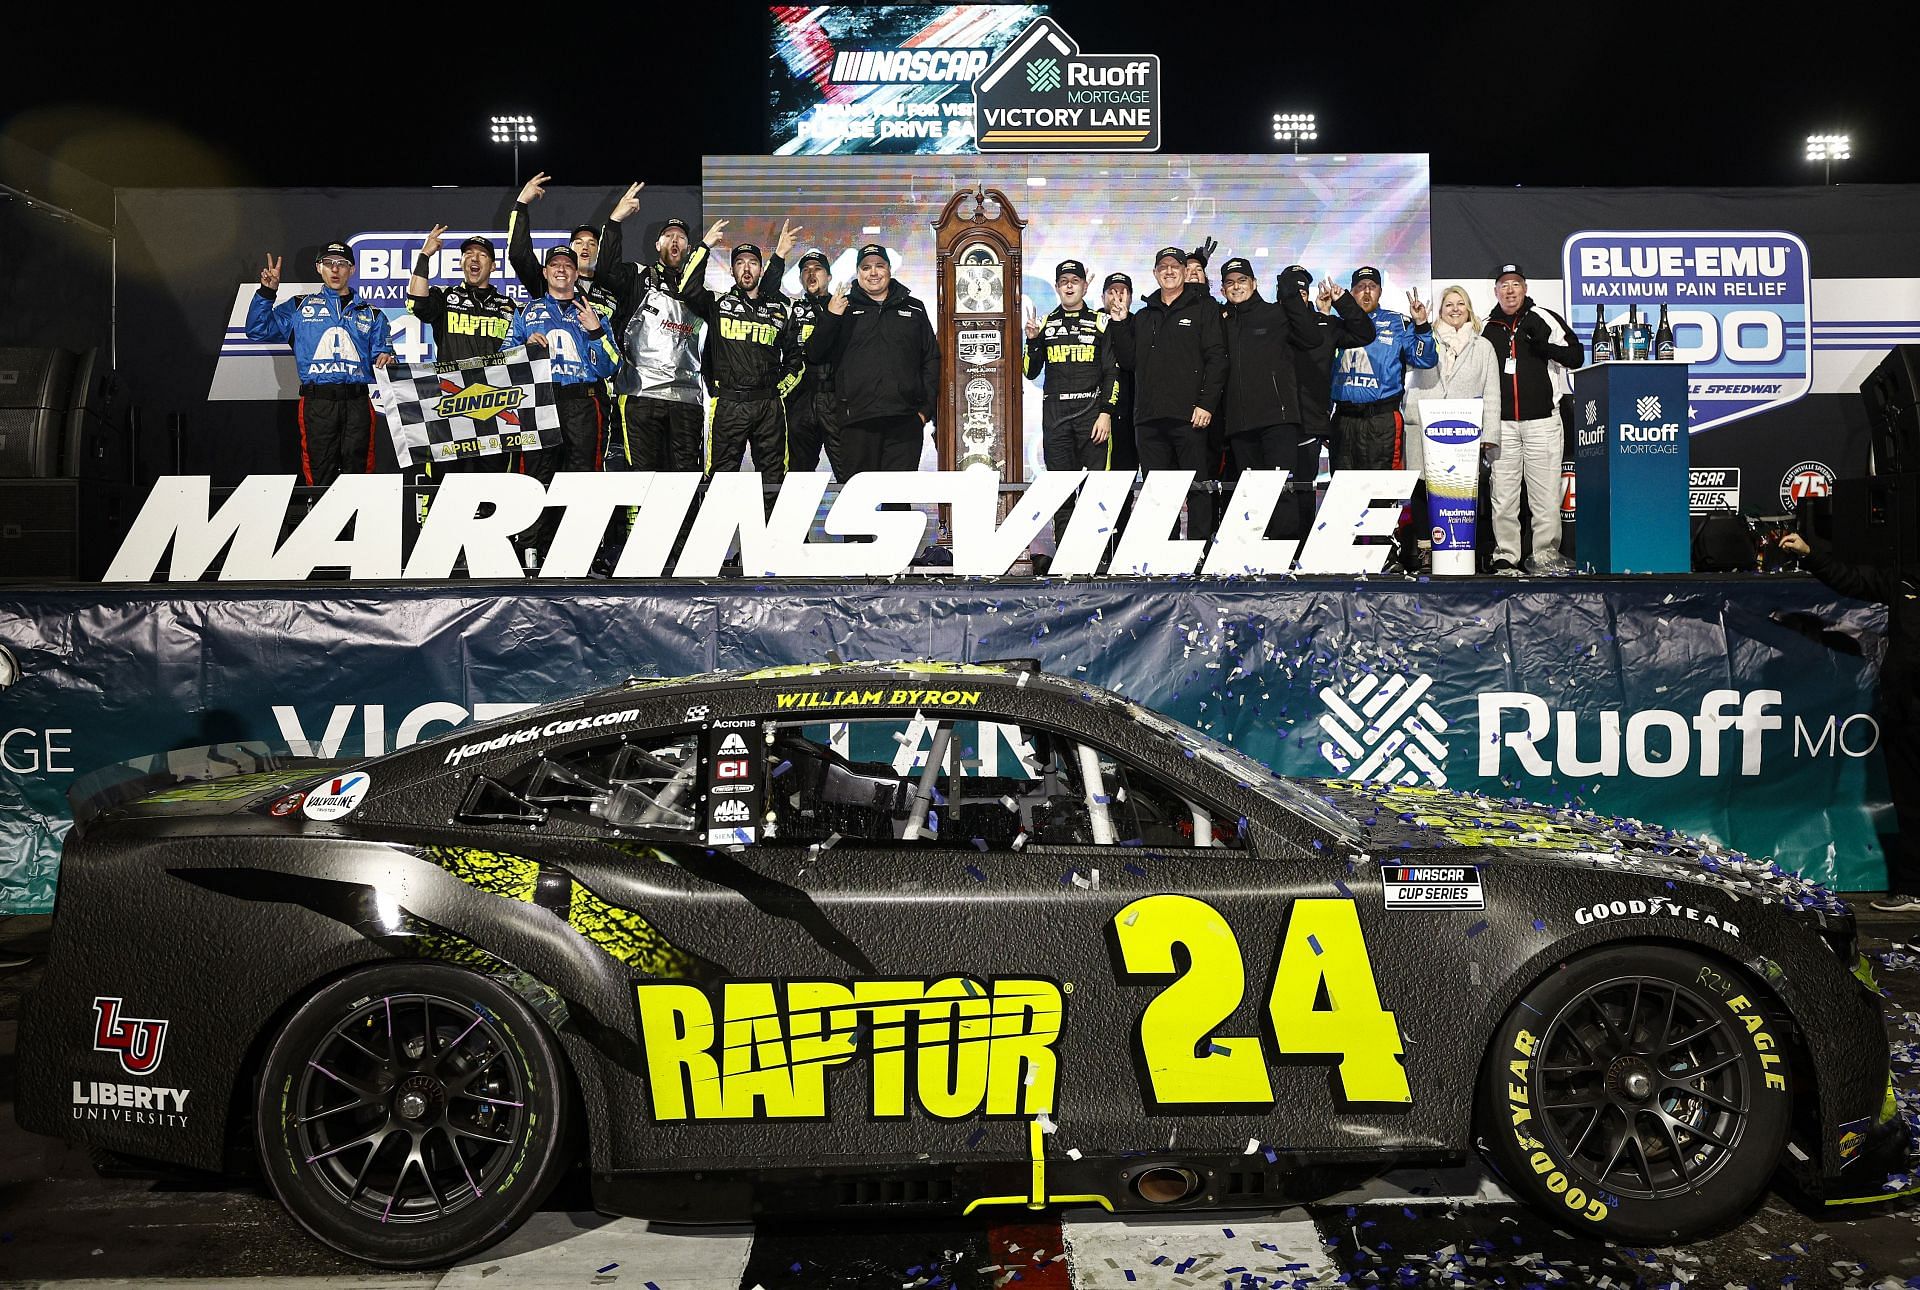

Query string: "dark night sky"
[[2, 4, 1908, 198]]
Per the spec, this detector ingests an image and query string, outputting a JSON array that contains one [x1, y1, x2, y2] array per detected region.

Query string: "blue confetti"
[[1532, 917, 1546, 931], [1308, 934, 1324, 956], [596, 1264, 619, 1275], [1466, 919, 1490, 937], [967, 1126, 987, 1147], [1333, 878, 1353, 899], [966, 864, 987, 880]]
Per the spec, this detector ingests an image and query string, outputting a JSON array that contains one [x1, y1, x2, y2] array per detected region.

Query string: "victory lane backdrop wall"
[[0, 579, 1890, 912], [112, 185, 699, 480]]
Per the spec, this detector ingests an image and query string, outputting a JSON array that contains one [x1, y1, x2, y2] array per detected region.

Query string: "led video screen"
[[768, 5, 1046, 155], [703, 154, 1432, 476]]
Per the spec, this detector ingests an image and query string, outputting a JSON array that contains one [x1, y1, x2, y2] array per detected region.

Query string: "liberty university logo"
[[1025, 58, 1061, 92], [93, 996, 169, 1075], [1636, 395, 1662, 421], [1318, 672, 1450, 787]]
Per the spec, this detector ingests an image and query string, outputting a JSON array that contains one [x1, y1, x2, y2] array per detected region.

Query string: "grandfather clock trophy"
[[933, 186, 1026, 488]]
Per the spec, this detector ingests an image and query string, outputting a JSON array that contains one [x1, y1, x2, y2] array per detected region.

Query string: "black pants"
[[708, 393, 787, 491], [612, 395, 704, 473], [786, 386, 841, 477], [1885, 719, 1920, 895], [1225, 422, 1304, 540], [1042, 397, 1112, 541], [516, 386, 606, 559], [1135, 416, 1214, 540], [297, 384, 377, 486], [840, 414, 924, 475], [1292, 435, 1325, 540], [1330, 401, 1404, 472]]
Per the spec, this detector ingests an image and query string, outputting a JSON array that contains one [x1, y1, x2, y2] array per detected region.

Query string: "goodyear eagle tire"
[[1477, 945, 1791, 1243], [254, 963, 570, 1268]]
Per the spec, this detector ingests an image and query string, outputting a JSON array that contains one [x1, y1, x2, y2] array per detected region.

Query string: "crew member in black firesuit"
[[802, 243, 939, 477], [704, 237, 802, 498], [406, 225, 518, 473], [505, 173, 621, 474], [1780, 529, 1920, 912], [1024, 258, 1118, 544], [1215, 257, 1331, 540], [1110, 246, 1228, 540], [784, 249, 842, 477]]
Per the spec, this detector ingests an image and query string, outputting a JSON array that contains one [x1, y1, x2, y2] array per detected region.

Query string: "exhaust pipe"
[[1132, 1165, 1202, 1205]]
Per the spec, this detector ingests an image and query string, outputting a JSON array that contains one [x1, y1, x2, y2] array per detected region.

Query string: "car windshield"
[[1122, 702, 1364, 845]]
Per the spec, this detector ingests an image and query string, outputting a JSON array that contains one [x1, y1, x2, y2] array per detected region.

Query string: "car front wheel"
[[254, 962, 571, 1267], [1477, 944, 1792, 1243]]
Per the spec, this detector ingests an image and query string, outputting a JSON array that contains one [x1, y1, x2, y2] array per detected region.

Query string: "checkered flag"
[[372, 347, 560, 467]]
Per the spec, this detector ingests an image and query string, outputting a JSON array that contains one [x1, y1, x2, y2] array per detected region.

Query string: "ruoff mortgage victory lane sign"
[[972, 16, 1161, 152]]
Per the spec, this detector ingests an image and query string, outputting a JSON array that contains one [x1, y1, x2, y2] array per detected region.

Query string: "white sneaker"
[[1869, 893, 1920, 913]]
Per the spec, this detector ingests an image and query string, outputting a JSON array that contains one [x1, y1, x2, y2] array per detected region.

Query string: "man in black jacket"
[[802, 243, 939, 475], [1482, 263, 1583, 575], [1782, 530, 1920, 912], [1026, 258, 1119, 541], [405, 226, 519, 475], [1101, 272, 1139, 477], [1110, 246, 1229, 539], [1216, 260, 1362, 539], [1288, 269, 1376, 536]]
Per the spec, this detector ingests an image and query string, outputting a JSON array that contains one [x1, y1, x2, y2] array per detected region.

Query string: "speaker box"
[[1691, 514, 1756, 572], [64, 349, 133, 481], [0, 406, 64, 477], [1861, 346, 1920, 475], [1828, 473, 1920, 572], [0, 479, 137, 582], [0, 348, 76, 411]]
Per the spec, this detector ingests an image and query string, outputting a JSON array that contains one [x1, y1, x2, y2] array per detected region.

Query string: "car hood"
[[1300, 778, 1849, 917], [68, 742, 350, 826]]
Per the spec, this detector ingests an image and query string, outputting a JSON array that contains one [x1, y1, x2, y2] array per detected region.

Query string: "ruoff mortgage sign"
[[972, 16, 1161, 153]]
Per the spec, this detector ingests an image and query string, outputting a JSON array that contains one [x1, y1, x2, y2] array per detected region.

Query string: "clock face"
[[957, 262, 1004, 314]]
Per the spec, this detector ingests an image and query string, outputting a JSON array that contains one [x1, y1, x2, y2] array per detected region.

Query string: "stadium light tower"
[[1805, 133, 1850, 185], [490, 116, 539, 187], [1272, 112, 1318, 155]]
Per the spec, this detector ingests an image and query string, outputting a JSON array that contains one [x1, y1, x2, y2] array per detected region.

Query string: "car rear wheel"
[[1477, 944, 1792, 1243], [254, 962, 571, 1267]]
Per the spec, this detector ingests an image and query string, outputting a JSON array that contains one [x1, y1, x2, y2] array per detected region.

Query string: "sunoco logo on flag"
[[375, 346, 560, 466]]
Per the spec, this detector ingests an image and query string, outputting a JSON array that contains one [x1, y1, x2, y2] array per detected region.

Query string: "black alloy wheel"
[[1478, 945, 1792, 1243], [256, 963, 571, 1267]]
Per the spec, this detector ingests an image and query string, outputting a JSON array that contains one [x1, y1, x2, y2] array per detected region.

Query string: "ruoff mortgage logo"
[[973, 17, 1161, 152], [1636, 395, 1662, 421], [1618, 393, 1682, 454], [1318, 672, 1450, 788]]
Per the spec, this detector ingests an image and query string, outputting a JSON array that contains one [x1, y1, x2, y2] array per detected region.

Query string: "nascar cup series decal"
[[1381, 863, 1485, 910], [302, 772, 371, 821]]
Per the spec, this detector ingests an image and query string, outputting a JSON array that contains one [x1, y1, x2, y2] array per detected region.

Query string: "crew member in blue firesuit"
[[246, 242, 395, 485]]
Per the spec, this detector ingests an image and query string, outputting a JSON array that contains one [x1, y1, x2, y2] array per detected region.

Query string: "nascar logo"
[[434, 382, 525, 423], [830, 48, 991, 84]]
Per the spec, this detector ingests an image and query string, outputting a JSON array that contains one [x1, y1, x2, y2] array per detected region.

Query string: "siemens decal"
[[1479, 689, 1879, 777]]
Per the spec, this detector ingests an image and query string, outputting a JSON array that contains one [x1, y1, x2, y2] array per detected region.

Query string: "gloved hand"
[[1520, 313, 1552, 352], [1482, 440, 1503, 463], [1279, 265, 1313, 298]]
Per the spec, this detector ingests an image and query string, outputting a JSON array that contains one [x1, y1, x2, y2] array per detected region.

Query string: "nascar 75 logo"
[[93, 996, 169, 1075]]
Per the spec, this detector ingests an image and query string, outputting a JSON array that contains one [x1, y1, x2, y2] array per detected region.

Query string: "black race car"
[[16, 662, 1914, 1266]]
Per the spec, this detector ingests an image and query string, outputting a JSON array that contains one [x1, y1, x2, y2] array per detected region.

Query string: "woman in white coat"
[[1405, 285, 1504, 570]]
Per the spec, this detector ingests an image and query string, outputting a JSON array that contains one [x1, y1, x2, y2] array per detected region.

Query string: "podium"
[[1572, 362, 1691, 573]]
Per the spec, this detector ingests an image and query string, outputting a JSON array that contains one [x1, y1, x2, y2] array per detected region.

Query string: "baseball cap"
[[1054, 259, 1087, 282], [1351, 265, 1383, 287], [732, 242, 763, 264], [797, 248, 831, 272], [1219, 257, 1255, 282], [570, 225, 599, 241], [660, 217, 691, 236], [543, 246, 578, 267], [1102, 272, 1133, 292], [1493, 262, 1527, 282], [857, 243, 890, 267], [1154, 246, 1185, 266], [459, 235, 497, 257], [315, 241, 352, 265]]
